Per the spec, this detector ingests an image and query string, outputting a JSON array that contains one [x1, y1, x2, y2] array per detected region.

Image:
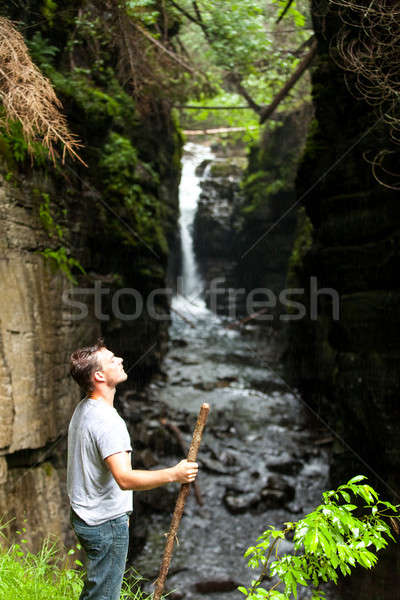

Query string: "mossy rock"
[[209, 160, 245, 179]]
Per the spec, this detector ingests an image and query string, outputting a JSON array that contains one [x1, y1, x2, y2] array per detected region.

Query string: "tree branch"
[[276, 0, 295, 23], [192, 0, 213, 44], [132, 21, 197, 74], [259, 37, 317, 124], [167, 0, 202, 27], [225, 72, 263, 114]]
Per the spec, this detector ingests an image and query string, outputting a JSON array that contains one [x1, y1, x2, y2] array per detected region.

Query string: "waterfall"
[[174, 142, 214, 312]]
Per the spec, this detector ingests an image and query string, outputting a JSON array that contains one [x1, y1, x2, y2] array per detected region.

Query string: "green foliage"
[[41, 0, 58, 27], [287, 206, 313, 285], [182, 91, 262, 142], [99, 132, 168, 255], [100, 132, 139, 183], [240, 476, 399, 600], [39, 247, 85, 285], [0, 525, 153, 600], [38, 192, 64, 240], [49, 69, 138, 133], [0, 119, 48, 166], [35, 190, 85, 284], [125, 0, 160, 25], [176, 0, 312, 130], [272, 0, 306, 27], [26, 32, 59, 71]]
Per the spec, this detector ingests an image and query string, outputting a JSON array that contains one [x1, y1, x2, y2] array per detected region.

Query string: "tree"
[[118, 0, 315, 136]]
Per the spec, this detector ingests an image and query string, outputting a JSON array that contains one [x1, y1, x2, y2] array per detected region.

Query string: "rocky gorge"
[[124, 144, 335, 600], [0, 0, 399, 598], [0, 0, 182, 549]]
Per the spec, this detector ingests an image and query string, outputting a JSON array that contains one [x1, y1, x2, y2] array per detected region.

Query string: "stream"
[[131, 143, 336, 600]]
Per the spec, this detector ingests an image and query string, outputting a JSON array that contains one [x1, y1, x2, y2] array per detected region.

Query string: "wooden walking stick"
[[153, 403, 210, 600]]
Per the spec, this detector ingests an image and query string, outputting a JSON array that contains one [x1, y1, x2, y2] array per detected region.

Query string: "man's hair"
[[70, 338, 105, 393]]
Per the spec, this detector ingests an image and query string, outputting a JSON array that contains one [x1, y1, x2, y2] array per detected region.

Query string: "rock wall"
[[192, 109, 312, 319], [193, 155, 246, 314], [286, 0, 400, 593], [0, 2, 182, 550], [287, 0, 400, 489], [234, 106, 313, 318]]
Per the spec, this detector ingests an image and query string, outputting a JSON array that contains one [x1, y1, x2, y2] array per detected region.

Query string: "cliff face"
[[233, 107, 312, 320], [192, 109, 312, 319], [193, 156, 246, 314], [0, 2, 182, 549], [287, 0, 400, 507]]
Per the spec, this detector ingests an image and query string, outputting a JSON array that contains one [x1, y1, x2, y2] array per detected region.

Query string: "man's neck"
[[89, 387, 115, 407]]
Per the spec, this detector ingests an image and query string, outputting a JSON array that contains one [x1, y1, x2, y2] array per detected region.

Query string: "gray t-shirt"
[[67, 398, 133, 525]]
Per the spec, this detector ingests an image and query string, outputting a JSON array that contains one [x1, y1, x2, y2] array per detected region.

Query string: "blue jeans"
[[71, 510, 130, 600]]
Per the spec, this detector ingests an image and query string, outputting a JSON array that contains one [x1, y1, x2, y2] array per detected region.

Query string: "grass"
[[0, 528, 150, 600]]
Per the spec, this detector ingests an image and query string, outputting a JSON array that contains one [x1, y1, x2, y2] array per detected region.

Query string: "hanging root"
[[326, 0, 400, 187], [0, 16, 84, 164]]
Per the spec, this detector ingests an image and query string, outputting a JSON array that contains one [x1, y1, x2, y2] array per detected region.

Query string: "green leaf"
[[347, 475, 367, 485]]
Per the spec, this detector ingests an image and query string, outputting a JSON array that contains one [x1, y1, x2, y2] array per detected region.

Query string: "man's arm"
[[105, 451, 199, 491]]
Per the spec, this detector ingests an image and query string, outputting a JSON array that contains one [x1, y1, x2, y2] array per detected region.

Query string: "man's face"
[[95, 348, 128, 387]]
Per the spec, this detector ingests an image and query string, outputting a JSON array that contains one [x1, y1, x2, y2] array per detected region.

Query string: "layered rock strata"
[[286, 1, 400, 594], [0, 3, 181, 550]]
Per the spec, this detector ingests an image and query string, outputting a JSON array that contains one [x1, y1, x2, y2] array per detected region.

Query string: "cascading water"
[[173, 142, 214, 312], [134, 142, 337, 600]]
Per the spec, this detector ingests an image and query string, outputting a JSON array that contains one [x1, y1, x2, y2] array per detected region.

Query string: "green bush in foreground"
[[240, 476, 400, 600], [0, 530, 148, 600]]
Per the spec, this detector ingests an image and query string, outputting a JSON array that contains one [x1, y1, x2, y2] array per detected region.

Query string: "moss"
[[41, 462, 53, 477], [209, 161, 244, 178], [287, 207, 313, 287], [0, 119, 49, 169], [299, 117, 325, 163], [41, 0, 58, 26]]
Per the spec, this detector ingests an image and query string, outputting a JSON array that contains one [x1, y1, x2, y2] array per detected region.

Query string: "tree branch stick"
[[259, 37, 317, 124], [153, 403, 210, 600], [160, 419, 204, 506]]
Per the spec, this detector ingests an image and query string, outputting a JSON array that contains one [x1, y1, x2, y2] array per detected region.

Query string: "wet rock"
[[265, 452, 302, 475], [167, 591, 184, 600], [195, 159, 212, 177], [194, 579, 240, 593], [200, 455, 240, 474], [200, 455, 226, 473], [140, 482, 178, 513], [258, 475, 295, 508], [135, 448, 158, 468], [172, 338, 189, 348], [286, 501, 303, 514], [193, 381, 216, 392], [223, 491, 260, 513], [275, 539, 295, 558], [177, 355, 200, 366]]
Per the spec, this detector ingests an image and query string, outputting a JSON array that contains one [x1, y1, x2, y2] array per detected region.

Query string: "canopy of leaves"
[[126, 0, 313, 136]]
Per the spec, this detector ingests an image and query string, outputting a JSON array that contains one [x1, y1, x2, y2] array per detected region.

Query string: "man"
[[67, 339, 198, 600]]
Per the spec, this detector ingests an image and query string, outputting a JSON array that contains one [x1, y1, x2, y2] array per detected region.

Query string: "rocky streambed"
[[119, 298, 336, 600]]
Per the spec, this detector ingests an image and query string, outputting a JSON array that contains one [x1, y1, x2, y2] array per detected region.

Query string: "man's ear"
[[93, 370, 106, 383]]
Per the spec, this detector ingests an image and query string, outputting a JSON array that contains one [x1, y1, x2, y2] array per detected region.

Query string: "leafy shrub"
[[240, 476, 399, 600]]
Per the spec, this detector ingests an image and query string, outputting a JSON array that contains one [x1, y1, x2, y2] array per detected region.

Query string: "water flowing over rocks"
[[125, 146, 337, 600], [125, 303, 334, 600]]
